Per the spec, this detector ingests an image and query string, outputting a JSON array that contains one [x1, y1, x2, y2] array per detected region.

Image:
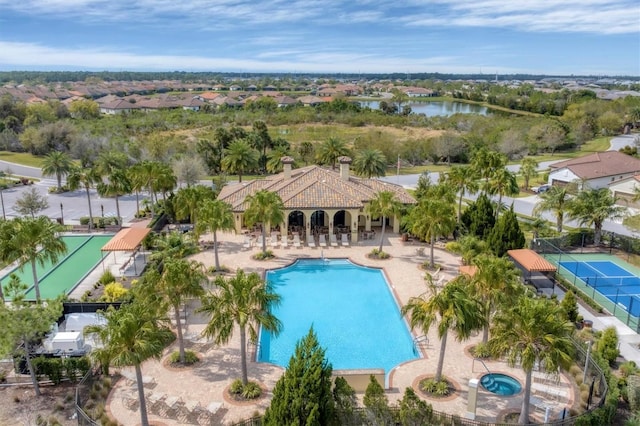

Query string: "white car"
[[532, 184, 551, 194]]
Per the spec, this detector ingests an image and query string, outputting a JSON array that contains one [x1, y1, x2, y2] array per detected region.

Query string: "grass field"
[[0, 151, 45, 168]]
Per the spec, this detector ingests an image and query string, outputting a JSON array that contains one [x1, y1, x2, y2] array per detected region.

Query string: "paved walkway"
[[106, 231, 579, 425]]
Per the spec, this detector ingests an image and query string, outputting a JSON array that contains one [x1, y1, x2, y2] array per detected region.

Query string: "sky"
[[0, 0, 639, 76]]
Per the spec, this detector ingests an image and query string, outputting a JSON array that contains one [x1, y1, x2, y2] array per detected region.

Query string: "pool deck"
[[106, 230, 577, 425]]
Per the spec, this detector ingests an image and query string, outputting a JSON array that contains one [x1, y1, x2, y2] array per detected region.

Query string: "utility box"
[[51, 332, 84, 352]]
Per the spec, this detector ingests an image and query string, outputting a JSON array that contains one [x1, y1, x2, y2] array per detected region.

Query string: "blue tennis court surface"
[[559, 260, 640, 316]]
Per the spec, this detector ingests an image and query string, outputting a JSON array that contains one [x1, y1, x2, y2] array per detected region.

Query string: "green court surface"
[[0, 235, 114, 301], [0, 235, 90, 293]]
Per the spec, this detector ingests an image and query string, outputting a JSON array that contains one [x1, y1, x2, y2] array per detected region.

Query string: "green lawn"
[[0, 151, 45, 168]]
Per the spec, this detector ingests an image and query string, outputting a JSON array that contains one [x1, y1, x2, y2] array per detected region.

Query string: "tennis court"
[[558, 258, 640, 317], [0, 234, 114, 301]]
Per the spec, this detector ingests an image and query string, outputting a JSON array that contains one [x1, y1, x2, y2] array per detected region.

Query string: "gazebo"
[[101, 227, 151, 275], [217, 156, 415, 243]]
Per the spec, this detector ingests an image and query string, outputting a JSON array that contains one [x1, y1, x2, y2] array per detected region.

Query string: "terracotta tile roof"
[[507, 249, 557, 272], [101, 228, 151, 251], [549, 151, 640, 180], [218, 165, 415, 212]]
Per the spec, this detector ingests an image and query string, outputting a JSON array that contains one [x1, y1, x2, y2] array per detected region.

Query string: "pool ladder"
[[412, 335, 429, 354], [248, 341, 262, 358], [473, 358, 496, 391]]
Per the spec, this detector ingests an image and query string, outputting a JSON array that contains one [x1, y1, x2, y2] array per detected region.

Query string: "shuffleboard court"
[[0, 235, 90, 293], [24, 235, 114, 300]]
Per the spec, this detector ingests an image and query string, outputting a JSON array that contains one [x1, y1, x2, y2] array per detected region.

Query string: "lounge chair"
[[329, 233, 339, 247], [293, 234, 301, 248], [281, 235, 288, 248], [242, 235, 252, 249], [256, 235, 265, 249], [319, 234, 327, 247], [308, 236, 316, 248], [270, 232, 280, 248], [341, 233, 349, 247]]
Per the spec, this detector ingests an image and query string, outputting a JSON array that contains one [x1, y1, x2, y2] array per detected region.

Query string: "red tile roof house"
[[548, 151, 640, 190], [218, 156, 415, 244]]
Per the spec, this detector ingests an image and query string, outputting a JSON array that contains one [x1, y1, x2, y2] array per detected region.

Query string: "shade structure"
[[101, 228, 151, 252], [507, 249, 556, 272]]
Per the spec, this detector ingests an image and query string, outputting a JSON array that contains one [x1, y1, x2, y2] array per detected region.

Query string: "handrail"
[[472, 357, 491, 374]]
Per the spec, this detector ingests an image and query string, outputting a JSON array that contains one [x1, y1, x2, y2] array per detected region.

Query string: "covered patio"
[[507, 248, 558, 293], [100, 227, 151, 277]]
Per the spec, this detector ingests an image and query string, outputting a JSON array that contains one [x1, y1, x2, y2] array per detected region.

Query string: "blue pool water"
[[259, 259, 418, 373], [481, 373, 522, 396]]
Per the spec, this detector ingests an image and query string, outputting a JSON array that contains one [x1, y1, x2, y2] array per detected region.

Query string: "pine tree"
[[333, 376, 360, 425], [487, 205, 525, 257], [596, 327, 620, 366], [399, 387, 433, 426], [560, 290, 579, 323], [461, 193, 495, 239], [363, 375, 390, 424], [264, 328, 334, 426]]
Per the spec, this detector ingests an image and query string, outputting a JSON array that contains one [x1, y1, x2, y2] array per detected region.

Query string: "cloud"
[[0, 40, 523, 74], [2, 0, 636, 34]]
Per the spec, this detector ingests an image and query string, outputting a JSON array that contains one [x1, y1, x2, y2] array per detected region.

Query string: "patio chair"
[[147, 391, 167, 415], [206, 402, 223, 421], [281, 235, 288, 248], [256, 234, 265, 248], [293, 234, 301, 248], [308, 236, 316, 248], [341, 233, 349, 247], [329, 233, 339, 247], [242, 235, 252, 249], [270, 232, 280, 248], [121, 389, 139, 411], [160, 395, 184, 419], [319, 234, 327, 247]]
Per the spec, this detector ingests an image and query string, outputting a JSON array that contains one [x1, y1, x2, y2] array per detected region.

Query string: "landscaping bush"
[[98, 270, 116, 286], [168, 350, 199, 365], [254, 250, 275, 260], [369, 248, 390, 259], [420, 377, 451, 396]]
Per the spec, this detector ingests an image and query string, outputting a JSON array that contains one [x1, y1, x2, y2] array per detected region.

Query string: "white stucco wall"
[[549, 168, 637, 190]]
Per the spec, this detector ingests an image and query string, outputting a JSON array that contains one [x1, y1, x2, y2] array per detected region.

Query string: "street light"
[[101, 204, 104, 218]]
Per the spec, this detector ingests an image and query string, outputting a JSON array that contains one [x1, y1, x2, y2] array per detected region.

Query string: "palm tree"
[[144, 258, 206, 364], [196, 199, 235, 271], [488, 297, 574, 424], [198, 269, 282, 385], [445, 165, 480, 223], [353, 149, 387, 178], [97, 169, 131, 225], [533, 185, 571, 233], [519, 157, 538, 190], [85, 302, 174, 426], [173, 185, 215, 228], [485, 167, 519, 219], [154, 162, 177, 202], [67, 166, 101, 230], [401, 276, 484, 382], [244, 190, 285, 255], [471, 148, 507, 187], [10, 216, 67, 302], [222, 140, 259, 182], [317, 137, 349, 170], [266, 147, 291, 174], [567, 188, 626, 245], [468, 254, 523, 343], [409, 198, 456, 269], [366, 191, 401, 253], [128, 163, 146, 217], [41, 151, 73, 192]]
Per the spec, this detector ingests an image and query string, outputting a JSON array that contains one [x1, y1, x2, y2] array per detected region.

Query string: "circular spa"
[[480, 373, 522, 396]]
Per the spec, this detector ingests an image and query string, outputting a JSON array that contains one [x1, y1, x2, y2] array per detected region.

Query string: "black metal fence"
[[75, 370, 100, 426]]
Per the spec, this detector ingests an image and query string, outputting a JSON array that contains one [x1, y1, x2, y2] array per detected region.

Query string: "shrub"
[[621, 361, 639, 378], [596, 327, 620, 366], [420, 377, 451, 396], [241, 382, 262, 399], [100, 282, 128, 302], [471, 343, 491, 359], [229, 379, 244, 395], [99, 270, 116, 286], [370, 248, 390, 259], [168, 350, 199, 365], [254, 250, 275, 260]]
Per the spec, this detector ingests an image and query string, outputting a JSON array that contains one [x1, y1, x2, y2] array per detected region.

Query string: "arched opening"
[[311, 210, 327, 227], [333, 210, 352, 234], [288, 210, 305, 235]]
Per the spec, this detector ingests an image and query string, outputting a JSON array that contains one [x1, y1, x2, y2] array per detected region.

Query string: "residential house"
[[548, 151, 640, 190]]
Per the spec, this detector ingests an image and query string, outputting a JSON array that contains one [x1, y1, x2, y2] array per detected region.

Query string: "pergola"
[[101, 227, 151, 275], [507, 248, 557, 292]]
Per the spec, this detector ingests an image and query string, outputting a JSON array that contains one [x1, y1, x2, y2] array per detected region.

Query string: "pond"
[[360, 100, 490, 117]]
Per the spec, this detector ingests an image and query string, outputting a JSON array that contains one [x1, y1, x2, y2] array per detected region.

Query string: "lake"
[[360, 100, 490, 117]]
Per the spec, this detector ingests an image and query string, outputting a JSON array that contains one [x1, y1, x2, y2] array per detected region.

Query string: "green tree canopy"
[[244, 190, 285, 255], [366, 190, 401, 253], [222, 140, 259, 182], [567, 188, 625, 245], [317, 137, 349, 170], [487, 205, 525, 257], [461, 193, 495, 240], [14, 187, 49, 218], [195, 199, 236, 270], [264, 327, 334, 426], [41, 151, 74, 191], [353, 148, 387, 178]]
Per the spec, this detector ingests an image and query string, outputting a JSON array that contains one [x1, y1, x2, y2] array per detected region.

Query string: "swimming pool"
[[0, 234, 114, 301], [259, 259, 418, 374]]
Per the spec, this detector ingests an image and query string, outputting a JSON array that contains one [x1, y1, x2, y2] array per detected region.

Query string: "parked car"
[[532, 184, 551, 194]]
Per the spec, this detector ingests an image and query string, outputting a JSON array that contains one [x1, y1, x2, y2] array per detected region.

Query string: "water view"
[[360, 100, 490, 117]]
